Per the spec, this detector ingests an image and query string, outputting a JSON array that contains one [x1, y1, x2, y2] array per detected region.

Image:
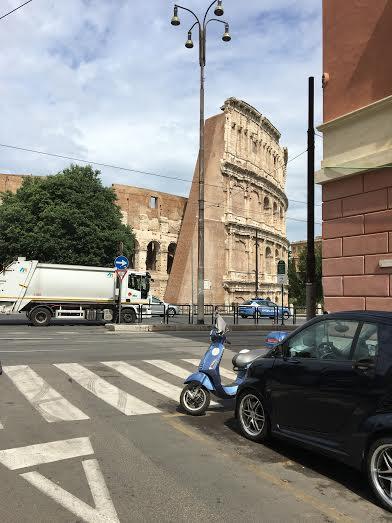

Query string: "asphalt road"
[[0, 323, 389, 522]]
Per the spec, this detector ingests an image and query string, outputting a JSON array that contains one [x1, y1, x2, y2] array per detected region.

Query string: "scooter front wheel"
[[180, 382, 210, 416]]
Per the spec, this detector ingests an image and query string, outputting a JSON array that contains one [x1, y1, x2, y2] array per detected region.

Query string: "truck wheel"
[[30, 307, 52, 327], [121, 308, 136, 324]]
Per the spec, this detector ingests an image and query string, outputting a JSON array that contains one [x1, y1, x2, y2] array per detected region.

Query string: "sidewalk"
[[105, 323, 299, 333]]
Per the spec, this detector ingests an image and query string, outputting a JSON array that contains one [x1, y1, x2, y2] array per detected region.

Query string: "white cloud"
[[0, 0, 323, 241]]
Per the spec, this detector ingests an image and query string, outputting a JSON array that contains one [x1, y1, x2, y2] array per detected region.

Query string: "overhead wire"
[[0, 142, 320, 208], [0, 0, 32, 21]]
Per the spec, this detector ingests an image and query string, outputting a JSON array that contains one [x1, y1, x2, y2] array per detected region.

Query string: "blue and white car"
[[239, 299, 291, 319]]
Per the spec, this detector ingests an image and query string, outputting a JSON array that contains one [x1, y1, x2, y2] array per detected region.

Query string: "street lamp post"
[[171, 1, 231, 324]]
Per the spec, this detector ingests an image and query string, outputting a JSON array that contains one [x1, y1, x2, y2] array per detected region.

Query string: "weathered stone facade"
[[165, 98, 290, 306], [113, 184, 187, 298], [0, 174, 32, 203]]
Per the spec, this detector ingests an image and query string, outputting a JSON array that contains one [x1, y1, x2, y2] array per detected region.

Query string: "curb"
[[105, 323, 299, 333]]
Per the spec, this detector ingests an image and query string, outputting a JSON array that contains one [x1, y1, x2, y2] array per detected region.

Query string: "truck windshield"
[[128, 274, 150, 299]]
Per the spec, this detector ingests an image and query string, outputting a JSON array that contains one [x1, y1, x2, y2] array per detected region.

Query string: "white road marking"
[[55, 363, 160, 416], [3, 365, 89, 422], [0, 421, 3, 430], [0, 349, 80, 354], [183, 359, 237, 381], [21, 459, 119, 523], [0, 437, 93, 470], [103, 361, 220, 407], [0, 338, 55, 341], [145, 360, 191, 380]]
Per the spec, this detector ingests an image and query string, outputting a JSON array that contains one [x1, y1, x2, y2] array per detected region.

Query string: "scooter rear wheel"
[[180, 382, 210, 416]]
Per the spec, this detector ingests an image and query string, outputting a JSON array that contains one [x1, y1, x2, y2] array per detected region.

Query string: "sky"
[[0, 0, 323, 241]]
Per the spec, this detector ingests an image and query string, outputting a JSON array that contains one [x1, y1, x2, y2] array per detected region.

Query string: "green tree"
[[288, 245, 323, 307], [0, 164, 135, 267]]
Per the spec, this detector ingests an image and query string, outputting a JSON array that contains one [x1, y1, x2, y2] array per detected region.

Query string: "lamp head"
[[171, 6, 180, 26], [214, 0, 224, 17], [222, 23, 231, 42], [185, 31, 194, 49]]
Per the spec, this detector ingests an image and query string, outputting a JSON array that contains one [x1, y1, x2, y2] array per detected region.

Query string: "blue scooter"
[[180, 314, 266, 416]]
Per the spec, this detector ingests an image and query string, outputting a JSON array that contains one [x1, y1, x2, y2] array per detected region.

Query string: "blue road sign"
[[114, 256, 129, 270]]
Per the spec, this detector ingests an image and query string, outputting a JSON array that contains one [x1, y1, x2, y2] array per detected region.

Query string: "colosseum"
[[165, 97, 289, 306], [0, 98, 289, 305]]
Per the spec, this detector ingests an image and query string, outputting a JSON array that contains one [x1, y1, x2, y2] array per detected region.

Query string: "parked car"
[[235, 311, 392, 512], [149, 296, 179, 317], [239, 299, 290, 319]]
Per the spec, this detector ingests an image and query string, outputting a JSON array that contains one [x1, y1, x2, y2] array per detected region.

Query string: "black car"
[[234, 311, 392, 511]]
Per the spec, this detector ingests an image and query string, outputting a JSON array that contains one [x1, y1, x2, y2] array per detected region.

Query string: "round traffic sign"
[[114, 256, 129, 270]]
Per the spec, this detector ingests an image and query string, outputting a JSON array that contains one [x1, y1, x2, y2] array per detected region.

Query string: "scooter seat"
[[232, 349, 266, 370]]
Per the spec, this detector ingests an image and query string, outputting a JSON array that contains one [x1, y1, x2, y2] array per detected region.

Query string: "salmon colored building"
[[318, 0, 392, 312]]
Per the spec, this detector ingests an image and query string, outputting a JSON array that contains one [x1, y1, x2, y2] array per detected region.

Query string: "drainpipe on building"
[[306, 77, 316, 321]]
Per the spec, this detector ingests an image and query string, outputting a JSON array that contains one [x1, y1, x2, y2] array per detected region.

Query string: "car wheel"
[[180, 382, 210, 416], [367, 438, 392, 512], [283, 311, 290, 319], [121, 308, 136, 324], [236, 390, 270, 442], [168, 307, 176, 317], [240, 315, 247, 319], [30, 307, 52, 327]]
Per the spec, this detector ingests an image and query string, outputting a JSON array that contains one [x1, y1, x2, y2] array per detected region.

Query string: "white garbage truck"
[[0, 257, 152, 326]]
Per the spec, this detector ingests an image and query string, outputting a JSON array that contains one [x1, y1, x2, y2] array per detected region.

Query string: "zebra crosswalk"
[[0, 358, 236, 430]]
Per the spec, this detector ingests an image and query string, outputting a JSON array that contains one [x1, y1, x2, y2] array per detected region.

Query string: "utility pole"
[[306, 76, 316, 320], [255, 229, 259, 297], [197, 27, 206, 324]]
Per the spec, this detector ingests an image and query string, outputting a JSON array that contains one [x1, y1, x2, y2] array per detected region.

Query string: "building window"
[[150, 196, 158, 209], [263, 197, 270, 210], [167, 243, 177, 274]]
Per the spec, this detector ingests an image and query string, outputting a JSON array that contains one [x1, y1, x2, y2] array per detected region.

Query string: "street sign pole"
[[114, 256, 129, 324], [277, 260, 287, 325], [281, 283, 284, 325]]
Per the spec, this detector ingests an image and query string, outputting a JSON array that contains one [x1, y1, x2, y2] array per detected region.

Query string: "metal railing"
[[115, 303, 315, 327]]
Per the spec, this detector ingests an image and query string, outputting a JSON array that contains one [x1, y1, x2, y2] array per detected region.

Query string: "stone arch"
[[231, 184, 246, 216], [166, 242, 176, 274], [273, 201, 278, 215], [249, 190, 260, 221], [265, 246, 272, 274], [146, 241, 160, 271], [263, 196, 270, 210], [233, 239, 247, 273]]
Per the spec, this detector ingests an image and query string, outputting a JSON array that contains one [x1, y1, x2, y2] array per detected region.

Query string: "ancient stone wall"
[[113, 184, 187, 298], [165, 98, 290, 306], [0, 173, 31, 200]]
